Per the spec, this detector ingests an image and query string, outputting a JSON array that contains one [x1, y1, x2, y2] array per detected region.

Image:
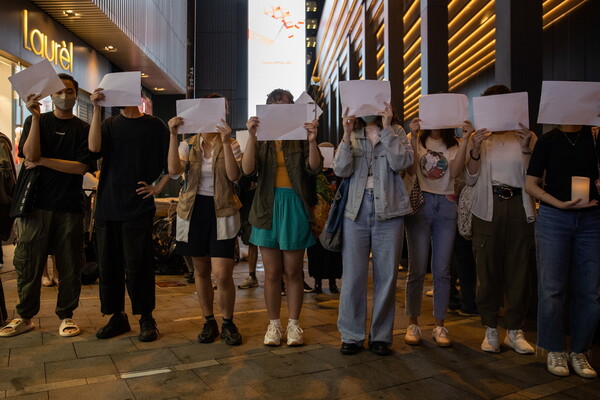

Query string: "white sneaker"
[[425, 289, 433, 297], [404, 324, 421, 345], [547, 352, 569, 377], [263, 323, 282, 346], [42, 276, 53, 287], [570, 352, 597, 379], [432, 326, 451, 347], [238, 276, 259, 289], [504, 329, 534, 354], [481, 327, 500, 353], [286, 323, 304, 346]]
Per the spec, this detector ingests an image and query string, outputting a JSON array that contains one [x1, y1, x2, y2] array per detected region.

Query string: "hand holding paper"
[[340, 80, 391, 118], [175, 98, 227, 134], [8, 58, 65, 101], [96, 71, 141, 107]]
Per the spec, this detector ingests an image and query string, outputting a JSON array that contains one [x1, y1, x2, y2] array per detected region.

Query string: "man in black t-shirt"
[[89, 87, 169, 343], [0, 74, 89, 338]]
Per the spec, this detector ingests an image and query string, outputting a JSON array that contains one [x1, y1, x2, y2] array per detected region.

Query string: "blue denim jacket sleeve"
[[333, 140, 354, 178], [379, 125, 414, 172]]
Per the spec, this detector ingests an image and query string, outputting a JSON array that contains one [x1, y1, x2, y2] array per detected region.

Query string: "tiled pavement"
[[0, 246, 599, 399]]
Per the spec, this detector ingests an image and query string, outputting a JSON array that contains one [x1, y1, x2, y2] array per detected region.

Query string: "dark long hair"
[[419, 129, 458, 149]]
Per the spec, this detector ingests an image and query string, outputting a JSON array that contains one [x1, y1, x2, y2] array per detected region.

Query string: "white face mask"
[[52, 93, 76, 111], [360, 115, 377, 123]]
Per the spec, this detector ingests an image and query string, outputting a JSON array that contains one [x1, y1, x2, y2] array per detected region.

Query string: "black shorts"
[[175, 195, 235, 259]]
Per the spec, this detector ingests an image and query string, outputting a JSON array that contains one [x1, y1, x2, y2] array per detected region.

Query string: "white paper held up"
[[473, 92, 529, 132], [236, 130, 250, 153], [8, 58, 65, 101], [97, 71, 141, 107], [176, 98, 226, 134], [296, 91, 323, 121], [418, 94, 469, 129], [538, 81, 600, 126], [256, 104, 310, 141], [320, 147, 334, 169], [339, 80, 391, 118]]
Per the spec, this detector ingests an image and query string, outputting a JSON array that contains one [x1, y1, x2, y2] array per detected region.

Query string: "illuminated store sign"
[[22, 9, 73, 72]]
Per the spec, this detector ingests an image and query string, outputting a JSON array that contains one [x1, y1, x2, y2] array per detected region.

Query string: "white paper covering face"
[[8, 58, 65, 101], [320, 147, 334, 169], [256, 104, 310, 141], [418, 93, 469, 129], [339, 80, 391, 118], [473, 92, 529, 131], [176, 98, 226, 134], [97, 71, 141, 107], [236, 130, 250, 152], [538, 81, 600, 126], [296, 91, 323, 121]]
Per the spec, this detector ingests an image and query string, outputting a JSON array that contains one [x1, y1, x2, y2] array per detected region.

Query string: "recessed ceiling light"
[[104, 45, 117, 52], [153, 87, 165, 91], [63, 10, 80, 17], [141, 72, 149, 78]]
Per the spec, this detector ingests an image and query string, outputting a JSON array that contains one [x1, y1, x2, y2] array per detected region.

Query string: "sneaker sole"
[[404, 338, 421, 346], [481, 346, 500, 353], [504, 340, 534, 354], [434, 338, 452, 347], [548, 367, 570, 377], [264, 339, 281, 346], [287, 340, 304, 346]]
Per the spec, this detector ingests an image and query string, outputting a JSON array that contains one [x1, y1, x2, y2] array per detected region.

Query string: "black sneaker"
[[96, 312, 131, 339], [369, 341, 392, 356], [139, 317, 158, 342], [340, 342, 362, 355], [221, 322, 242, 346], [198, 319, 219, 343], [303, 281, 314, 293]]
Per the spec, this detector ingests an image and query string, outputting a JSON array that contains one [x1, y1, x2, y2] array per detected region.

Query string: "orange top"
[[275, 142, 292, 188]]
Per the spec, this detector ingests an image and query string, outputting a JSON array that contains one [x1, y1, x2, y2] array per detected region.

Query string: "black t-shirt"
[[18, 112, 90, 213], [527, 126, 600, 210], [92, 114, 169, 221]]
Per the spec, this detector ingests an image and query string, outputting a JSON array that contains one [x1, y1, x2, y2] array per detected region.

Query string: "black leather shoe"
[[329, 279, 339, 294], [138, 317, 158, 342], [369, 341, 392, 356], [221, 322, 242, 346], [314, 281, 323, 294], [96, 312, 131, 339], [340, 342, 362, 355], [198, 319, 219, 343]]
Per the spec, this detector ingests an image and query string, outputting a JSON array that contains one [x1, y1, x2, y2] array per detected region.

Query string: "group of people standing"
[[0, 75, 597, 380]]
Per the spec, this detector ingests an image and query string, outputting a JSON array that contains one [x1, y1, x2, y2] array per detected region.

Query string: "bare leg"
[[211, 257, 235, 319], [247, 244, 258, 276], [260, 247, 283, 320], [282, 250, 305, 320], [192, 257, 214, 316]]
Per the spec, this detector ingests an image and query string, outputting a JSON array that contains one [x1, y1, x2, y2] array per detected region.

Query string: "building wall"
[[93, 0, 187, 92]]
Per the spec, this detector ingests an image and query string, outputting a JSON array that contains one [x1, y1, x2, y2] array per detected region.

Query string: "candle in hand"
[[571, 176, 590, 205]]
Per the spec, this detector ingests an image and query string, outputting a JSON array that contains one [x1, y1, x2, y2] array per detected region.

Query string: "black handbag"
[[319, 178, 349, 252], [8, 167, 40, 218]]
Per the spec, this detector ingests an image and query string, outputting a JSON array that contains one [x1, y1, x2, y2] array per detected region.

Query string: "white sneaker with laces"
[[570, 352, 597, 379], [504, 329, 534, 354], [432, 326, 451, 347], [286, 323, 304, 346], [263, 323, 282, 346], [404, 324, 421, 345], [547, 352, 569, 377], [238, 276, 259, 289], [481, 327, 500, 353]]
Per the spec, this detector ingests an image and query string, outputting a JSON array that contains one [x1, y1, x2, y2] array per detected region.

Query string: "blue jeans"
[[536, 205, 600, 353], [338, 190, 404, 345], [405, 192, 457, 321]]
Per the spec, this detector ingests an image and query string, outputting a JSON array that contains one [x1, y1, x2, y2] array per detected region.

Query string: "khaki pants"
[[472, 194, 535, 329], [14, 208, 84, 320]]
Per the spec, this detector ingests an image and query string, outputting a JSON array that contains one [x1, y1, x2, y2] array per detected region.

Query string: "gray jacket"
[[333, 124, 413, 221]]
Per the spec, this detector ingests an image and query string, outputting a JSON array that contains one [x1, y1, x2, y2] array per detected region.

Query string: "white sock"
[[269, 319, 281, 327]]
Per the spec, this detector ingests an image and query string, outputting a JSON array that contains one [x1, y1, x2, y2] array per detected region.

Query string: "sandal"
[[59, 319, 81, 337], [0, 318, 35, 337]]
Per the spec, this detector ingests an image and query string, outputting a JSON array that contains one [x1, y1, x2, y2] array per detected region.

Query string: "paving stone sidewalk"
[[0, 253, 598, 399]]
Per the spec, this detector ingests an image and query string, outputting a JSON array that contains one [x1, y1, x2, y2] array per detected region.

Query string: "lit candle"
[[571, 176, 590, 204]]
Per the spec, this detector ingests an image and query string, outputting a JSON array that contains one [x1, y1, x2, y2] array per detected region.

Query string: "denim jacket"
[[333, 124, 414, 221]]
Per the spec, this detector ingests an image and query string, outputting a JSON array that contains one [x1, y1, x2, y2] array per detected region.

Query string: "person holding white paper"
[[167, 94, 243, 346], [403, 119, 471, 348], [89, 87, 170, 343], [335, 103, 413, 356], [525, 123, 600, 379], [242, 89, 322, 347], [0, 74, 90, 339], [465, 85, 537, 355]]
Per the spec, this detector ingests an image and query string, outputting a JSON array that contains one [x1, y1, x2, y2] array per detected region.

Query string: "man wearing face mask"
[[0, 74, 90, 338]]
